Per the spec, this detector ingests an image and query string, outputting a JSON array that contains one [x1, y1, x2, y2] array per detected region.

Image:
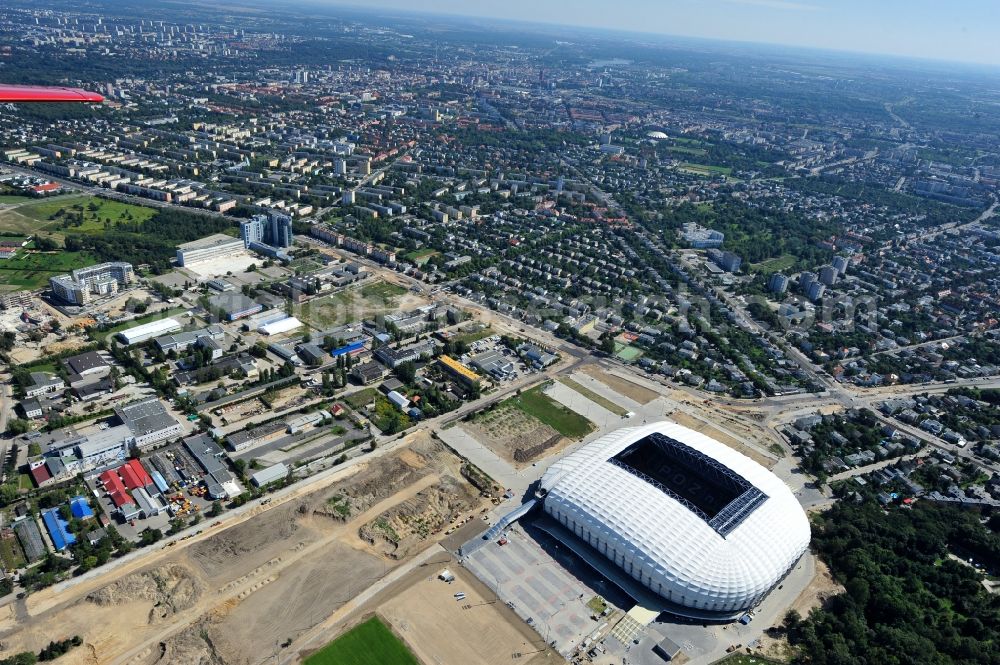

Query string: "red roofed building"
[[29, 462, 53, 488], [120, 459, 153, 491], [30, 182, 61, 195], [99, 469, 132, 507], [108, 489, 133, 509]]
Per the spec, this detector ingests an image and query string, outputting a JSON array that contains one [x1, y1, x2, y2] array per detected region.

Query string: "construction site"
[[0, 430, 551, 665]]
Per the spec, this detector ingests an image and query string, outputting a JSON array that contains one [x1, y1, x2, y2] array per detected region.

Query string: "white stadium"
[[538, 421, 810, 618]]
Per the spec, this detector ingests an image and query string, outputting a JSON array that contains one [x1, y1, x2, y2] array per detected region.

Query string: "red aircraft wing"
[[0, 84, 103, 103]]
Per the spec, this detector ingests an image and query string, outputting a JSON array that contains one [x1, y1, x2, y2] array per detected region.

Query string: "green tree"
[[6, 419, 30, 436]]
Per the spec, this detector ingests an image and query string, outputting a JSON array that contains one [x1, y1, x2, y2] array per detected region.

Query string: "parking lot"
[[463, 519, 624, 656]]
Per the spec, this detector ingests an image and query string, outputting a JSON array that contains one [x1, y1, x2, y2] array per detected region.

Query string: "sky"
[[319, 0, 1000, 67]]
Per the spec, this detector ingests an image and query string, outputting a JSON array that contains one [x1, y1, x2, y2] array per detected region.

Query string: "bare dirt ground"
[[580, 366, 659, 404], [0, 434, 485, 665], [316, 441, 440, 521], [668, 410, 776, 469], [755, 558, 843, 660], [788, 558, 842, 619], [464, 404, 564, 468], [359, 475, 480, 559], [380, 563, 558, 665]]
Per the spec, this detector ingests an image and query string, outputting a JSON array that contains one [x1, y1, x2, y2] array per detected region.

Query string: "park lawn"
[[0, 249, 100, 290], [304, 617, 419, 665], [0, 195, 34, 204], [510, 385, 594, 439], [0, 195, 158, 240], [665, 145, 708, 156], [89, 306, 188, 342], [403, 248, 438, 264], [557, 377, 628, 416], [750, 254, 797, 274]]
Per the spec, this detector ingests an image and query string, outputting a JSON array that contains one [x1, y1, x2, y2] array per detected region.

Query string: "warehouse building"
[[183, 434, 240, 500], [226, 421, 286, 452], [42, 508, 76, 551], [117, 317, 183, 345], [133, 487, 167, 518], [251, 463, 289, 488], [208, 293, 263, 321], [258, 316, 303, 336], [438, 354, 482, 387], [14, 518, 46, 562], [115, 397, 183, 449], [154, 325, 225, 354]]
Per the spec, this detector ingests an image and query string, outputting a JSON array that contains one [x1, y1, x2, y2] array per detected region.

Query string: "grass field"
[[557, 377, 628, 416], [296, 290, 357, 329], [679, 163, 733, 177], [666, 145, 708, 156], [750, 254, 797, 274], [360, 281, 407, 301], [343, 387, 378, 410], [304, 617, 420, 665], [0, 536, 26, 570], [89, 307, 188, 342], [509, 385, 594, 439], [296, 281, 406, 329], [403, 248, 439, 264], [0, 195, 157, 240], [453, 325, 494, 345], [0, 249, 100, 290], [613, 342, 644, 362]]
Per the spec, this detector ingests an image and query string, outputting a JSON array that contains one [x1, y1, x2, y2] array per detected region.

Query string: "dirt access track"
[[0, 432, 488, 665]]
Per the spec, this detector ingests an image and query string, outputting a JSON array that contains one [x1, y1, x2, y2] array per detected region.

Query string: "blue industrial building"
[[42, 509, 76, 551], [69, 496, 94, 519], [331, 340, 365, 357]]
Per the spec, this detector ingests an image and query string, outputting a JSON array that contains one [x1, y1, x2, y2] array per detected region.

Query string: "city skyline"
[[315, 0, 1000, 67]]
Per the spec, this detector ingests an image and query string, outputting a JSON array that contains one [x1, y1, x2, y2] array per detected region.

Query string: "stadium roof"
[[540, 421, 810, 616]]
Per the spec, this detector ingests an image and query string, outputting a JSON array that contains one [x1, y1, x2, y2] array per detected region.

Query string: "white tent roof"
[[540, 421, 810, 615], [258, 316, 303, 336]]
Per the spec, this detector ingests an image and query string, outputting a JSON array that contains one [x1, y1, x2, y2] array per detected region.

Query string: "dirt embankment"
[[86, 563, 203, 625], [188, 502, 303, 581], [359, 475, 480, 559], [464, 405, 563, 467], [316, 441, 438, 521]]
